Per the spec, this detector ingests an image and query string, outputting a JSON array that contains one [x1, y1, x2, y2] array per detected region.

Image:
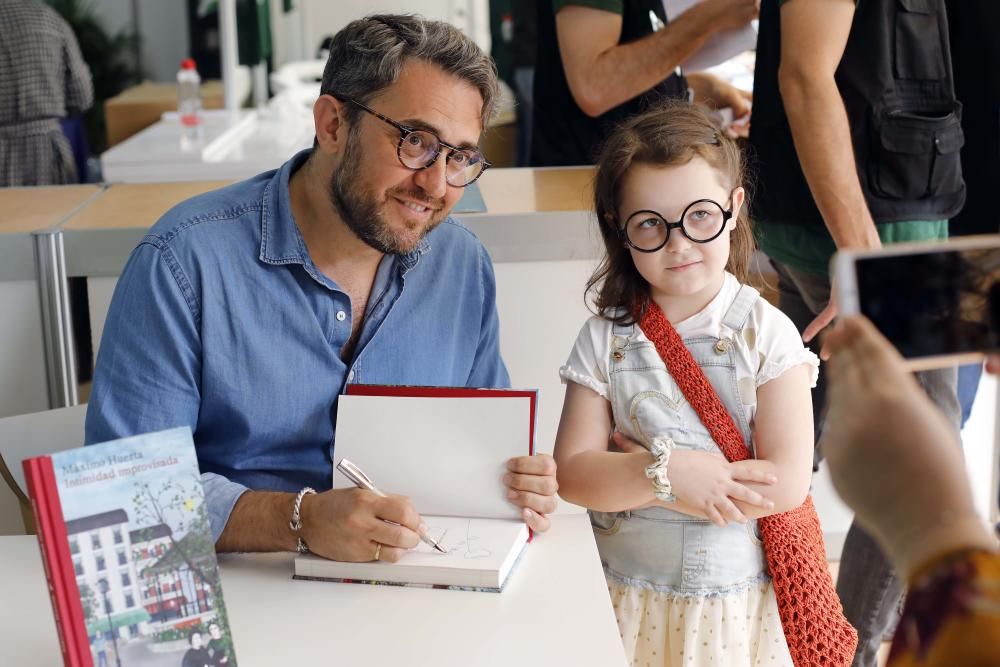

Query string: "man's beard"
[[328, 134, 446, 255]]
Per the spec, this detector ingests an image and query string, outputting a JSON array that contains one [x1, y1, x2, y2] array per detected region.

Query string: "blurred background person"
[[510, 0, 537, 167], [0, 0, 93, 187], [531, 0, 756, 166]]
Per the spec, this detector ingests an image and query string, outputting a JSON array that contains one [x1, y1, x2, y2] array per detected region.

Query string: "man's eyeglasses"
[[620, 198, 734, 252], [338, 96, 491, 188]]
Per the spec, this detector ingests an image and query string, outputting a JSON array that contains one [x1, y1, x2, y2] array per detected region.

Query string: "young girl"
[[554, 102, 818, 667]]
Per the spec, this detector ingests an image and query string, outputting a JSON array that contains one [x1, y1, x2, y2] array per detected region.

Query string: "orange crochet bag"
[[638, 299, 858, 667]]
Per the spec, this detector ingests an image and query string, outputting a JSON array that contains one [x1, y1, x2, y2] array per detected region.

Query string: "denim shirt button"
[[714, 338, 729, 354], [336, 310, 347, 322], [347, 370, 355, 382]]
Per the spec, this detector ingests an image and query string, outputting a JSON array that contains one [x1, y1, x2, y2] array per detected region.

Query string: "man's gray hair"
[[320, 14, 499, 128]]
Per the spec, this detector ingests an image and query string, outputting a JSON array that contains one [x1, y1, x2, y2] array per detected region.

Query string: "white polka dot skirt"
[[607, 577, 793, 667]]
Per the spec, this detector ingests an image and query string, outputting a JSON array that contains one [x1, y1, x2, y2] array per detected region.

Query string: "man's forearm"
[[215, 490, 299, 553], [567, 7, 718, 116], [780, 67, 880, 250]]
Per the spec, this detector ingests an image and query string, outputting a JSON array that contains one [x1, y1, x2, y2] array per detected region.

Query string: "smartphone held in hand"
[[833, 235, 1000, 370]]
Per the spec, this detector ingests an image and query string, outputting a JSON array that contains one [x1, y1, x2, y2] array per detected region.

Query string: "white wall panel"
[[0, 282, 49, 418]]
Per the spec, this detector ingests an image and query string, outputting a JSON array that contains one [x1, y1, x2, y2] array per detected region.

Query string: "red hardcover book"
[[297, 385, 538, 591], [345, 384, 537, 456], [343, 384, 538, 542], [40, 456, 92, 665], [24, 457, 87, 666], [22, 427, 239, 667]]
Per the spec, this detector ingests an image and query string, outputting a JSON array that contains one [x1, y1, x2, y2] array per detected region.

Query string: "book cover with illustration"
[[23, 427, 237, 667]]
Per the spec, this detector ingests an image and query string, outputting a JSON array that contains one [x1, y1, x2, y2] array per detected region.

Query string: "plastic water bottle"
[[177, 58, 203, 150]]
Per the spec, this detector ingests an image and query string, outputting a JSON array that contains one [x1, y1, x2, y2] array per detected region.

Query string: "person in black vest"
[[748, 2, 964, 665], [531, 0, 758, 167]]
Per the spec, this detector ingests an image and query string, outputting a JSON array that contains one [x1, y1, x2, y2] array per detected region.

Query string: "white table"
[[0, 513, 626, 666], [100, 110, 304, 184]]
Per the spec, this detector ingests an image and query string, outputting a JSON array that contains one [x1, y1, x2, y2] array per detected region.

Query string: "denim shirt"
[[85, 150, 510, 541]]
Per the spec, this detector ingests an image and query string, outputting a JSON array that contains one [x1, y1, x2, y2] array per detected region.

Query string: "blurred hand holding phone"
[[833, 235, 1000, 370]]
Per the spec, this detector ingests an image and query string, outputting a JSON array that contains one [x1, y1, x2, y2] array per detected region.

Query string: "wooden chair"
[[0, 404, 87, 534]]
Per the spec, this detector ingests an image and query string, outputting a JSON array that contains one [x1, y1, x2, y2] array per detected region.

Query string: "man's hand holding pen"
[[298, 489, 423, 563], [298, 453, 559, 562]]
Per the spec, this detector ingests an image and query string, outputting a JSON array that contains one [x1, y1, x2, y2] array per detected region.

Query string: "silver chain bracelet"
[[289, 487, 317, 553]]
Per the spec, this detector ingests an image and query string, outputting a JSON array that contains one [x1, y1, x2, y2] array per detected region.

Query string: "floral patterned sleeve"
[[888, 549, 1000, 667]]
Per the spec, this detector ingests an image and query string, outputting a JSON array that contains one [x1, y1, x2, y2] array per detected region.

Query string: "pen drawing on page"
[[419, 520, 493, 559]]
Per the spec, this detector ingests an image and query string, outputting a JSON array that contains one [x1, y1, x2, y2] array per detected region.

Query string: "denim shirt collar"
[[258, 149, 429, 277]]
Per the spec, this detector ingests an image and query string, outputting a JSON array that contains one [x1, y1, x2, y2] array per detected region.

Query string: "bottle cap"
[[180, 58, 196, 70]]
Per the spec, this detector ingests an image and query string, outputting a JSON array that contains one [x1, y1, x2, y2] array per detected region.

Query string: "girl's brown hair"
[[587, 100, 755, 325]]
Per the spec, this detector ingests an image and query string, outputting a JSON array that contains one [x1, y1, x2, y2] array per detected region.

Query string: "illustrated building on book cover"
[[24, 427, 237, 667]]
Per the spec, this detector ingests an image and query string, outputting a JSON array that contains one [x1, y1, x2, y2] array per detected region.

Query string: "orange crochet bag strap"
[[635, 296, 751, 460], [636, 296, 857, 667]]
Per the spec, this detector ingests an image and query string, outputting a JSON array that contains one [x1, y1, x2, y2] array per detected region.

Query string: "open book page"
[[663, 0, 757, 72], [294, 517, 529, 591], [396, 516, 525, 567], [333, 395, 532, 519]]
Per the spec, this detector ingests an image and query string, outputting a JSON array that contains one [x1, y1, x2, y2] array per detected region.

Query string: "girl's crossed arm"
[[554, 382, 780, 526], [608, 363, 815, 522], [730, 362, 815, 519]]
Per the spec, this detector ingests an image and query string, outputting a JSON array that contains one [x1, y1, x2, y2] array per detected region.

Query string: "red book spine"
[[24, 457, 83, 666], [38, 456, 93, 667]]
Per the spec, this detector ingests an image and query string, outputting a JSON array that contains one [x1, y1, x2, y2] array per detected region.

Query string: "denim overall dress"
[[592, 285, 769, 595]]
